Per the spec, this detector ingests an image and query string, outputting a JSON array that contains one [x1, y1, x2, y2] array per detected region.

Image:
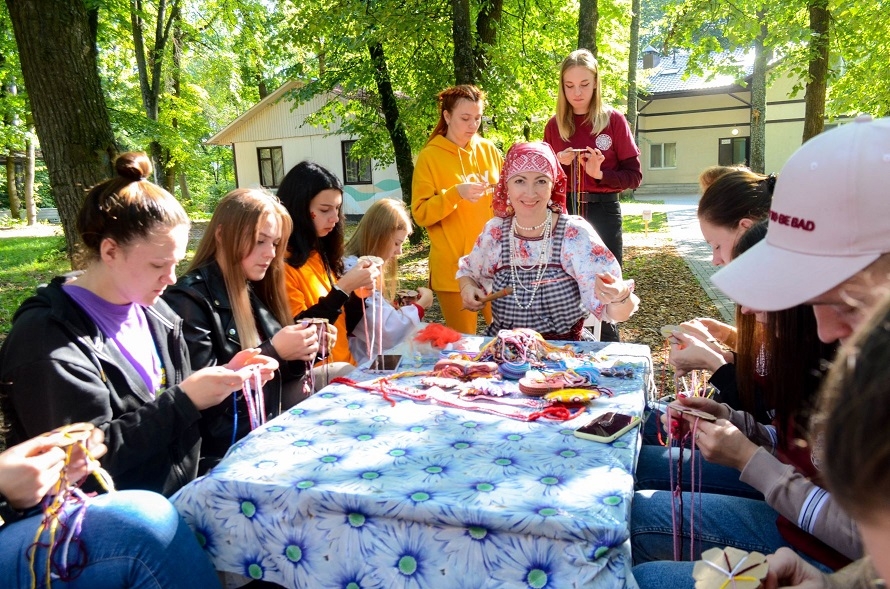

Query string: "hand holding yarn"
[[668, 331, 729, 376], [660, 396, 726, 439], [695, 318, 738, 348], [0, 437, 69, 510], [181, 352, 276, 411], [556, 148, 580, 166], [581, 148, 605, 179], [763, 547, 827, 589], [0, 426, 108, 511], [52, 425, 107, 487], [227, 348, 279, 383], [273, 322, 320, 362], [686, 418, 759, 471], [413, 286, 434, 309], [456, 181, 489, 203], [594, 273, 627, 304], [338, 256, 381, 296]]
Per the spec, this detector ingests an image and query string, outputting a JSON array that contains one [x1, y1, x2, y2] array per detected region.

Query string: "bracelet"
[[611, 291, 631, 305]]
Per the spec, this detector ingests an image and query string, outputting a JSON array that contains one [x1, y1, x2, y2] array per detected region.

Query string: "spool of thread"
[[499, 361, 531, 381]]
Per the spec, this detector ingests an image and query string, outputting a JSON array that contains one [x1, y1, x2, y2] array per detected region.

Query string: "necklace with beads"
[[509, 210, 553, 309], [513, 215, 548, 232]]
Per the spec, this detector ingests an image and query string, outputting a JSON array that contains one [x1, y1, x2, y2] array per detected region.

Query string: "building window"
[[258, 147, 284, 188], [718, 137, 749, 167], [649, 143, 677, 169], [342, 140, 372, 185]]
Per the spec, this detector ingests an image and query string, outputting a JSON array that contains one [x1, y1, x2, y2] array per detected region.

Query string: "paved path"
[[623, 197, 735, 323]]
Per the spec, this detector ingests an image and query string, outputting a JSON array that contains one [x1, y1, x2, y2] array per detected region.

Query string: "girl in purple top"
[[0, 152, 276, 496]]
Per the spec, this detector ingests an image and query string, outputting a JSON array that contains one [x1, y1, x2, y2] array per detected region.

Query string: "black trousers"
[[569, 198, 624, 342]]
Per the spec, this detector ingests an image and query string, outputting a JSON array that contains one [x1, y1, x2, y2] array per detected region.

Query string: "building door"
[[718, 136, 749, 166]]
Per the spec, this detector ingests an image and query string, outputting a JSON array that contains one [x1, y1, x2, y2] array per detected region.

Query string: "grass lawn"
[[0, 235, 69, 337]]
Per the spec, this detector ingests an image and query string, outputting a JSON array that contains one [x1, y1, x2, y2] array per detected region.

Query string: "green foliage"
[[0, 236, 67, 335], [0, 0, 882, 224], [280, 0, 634, 162]]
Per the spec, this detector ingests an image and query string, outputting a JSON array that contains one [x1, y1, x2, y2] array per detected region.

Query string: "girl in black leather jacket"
[[164, 188, 321, 472]]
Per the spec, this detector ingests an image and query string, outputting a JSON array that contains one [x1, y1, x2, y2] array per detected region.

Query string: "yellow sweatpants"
[[436, 291, 492, 335]]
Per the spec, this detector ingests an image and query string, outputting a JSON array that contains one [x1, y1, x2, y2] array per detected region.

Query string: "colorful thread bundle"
[[568, 149, 586, 217], [357, 255, 385, 369], [667, 405, 704, 561], [330, 376, 581, 422], [29, 423, 115, 589], [474, 328, 573, 366], [241, 368, 266, 430], [304, 318, 330, 396]]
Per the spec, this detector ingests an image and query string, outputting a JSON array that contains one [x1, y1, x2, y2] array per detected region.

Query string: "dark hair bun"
[[115, 152, 153, 182], [764, 173, 778, 196]]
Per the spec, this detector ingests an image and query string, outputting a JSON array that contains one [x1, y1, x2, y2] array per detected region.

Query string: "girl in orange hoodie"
[[411, 85, 503, 334]]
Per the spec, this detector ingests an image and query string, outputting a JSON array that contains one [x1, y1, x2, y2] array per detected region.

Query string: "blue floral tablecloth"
[[172, 341, 651, 588]]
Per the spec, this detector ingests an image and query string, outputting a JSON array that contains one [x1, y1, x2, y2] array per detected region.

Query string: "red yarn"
[[527, 404, 579, 422], [414, 323, 462, 348], [330, 377, 358, 386]]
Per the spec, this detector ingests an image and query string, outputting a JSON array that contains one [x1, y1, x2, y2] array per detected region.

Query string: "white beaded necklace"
[[513, 215, 548, 232], [509, 210, 553, 309]]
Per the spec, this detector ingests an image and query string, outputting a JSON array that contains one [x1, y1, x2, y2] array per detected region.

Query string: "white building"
[[207, 81, 402, 216]]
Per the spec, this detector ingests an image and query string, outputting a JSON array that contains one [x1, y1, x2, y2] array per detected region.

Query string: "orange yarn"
[[414, 323, 462, 348]]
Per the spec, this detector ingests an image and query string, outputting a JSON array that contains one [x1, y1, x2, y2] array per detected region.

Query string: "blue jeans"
[[632, 561, 695, 589], [631, 490, 791, 564], [634, 444, 763, 500], [0, 490, 221, 589]]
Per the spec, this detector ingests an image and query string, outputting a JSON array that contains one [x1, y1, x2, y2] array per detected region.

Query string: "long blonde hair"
[[345, 198, 412, 302], [189, 188, 293, 348], [555, 49, 611, 140]]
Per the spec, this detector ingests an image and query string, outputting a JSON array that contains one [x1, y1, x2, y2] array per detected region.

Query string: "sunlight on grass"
[[0, 236, 69, 335], [623, 211, 667, 233]]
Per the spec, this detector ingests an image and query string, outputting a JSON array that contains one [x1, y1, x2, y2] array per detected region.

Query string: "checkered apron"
[[487, 215, 586, 339]]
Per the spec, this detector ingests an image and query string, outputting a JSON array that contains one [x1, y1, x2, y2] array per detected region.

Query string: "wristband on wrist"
[[612, 291, 631, 305]]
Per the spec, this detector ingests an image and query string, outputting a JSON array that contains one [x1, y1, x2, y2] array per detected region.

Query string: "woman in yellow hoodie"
[[412, 85, 503, 334]]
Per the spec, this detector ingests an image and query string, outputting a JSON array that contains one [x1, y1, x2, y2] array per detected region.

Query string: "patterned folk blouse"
[[457, 213, 629, 339]]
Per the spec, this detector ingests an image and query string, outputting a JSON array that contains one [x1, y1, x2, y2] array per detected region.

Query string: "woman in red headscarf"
[[456, 142, 638, 340]]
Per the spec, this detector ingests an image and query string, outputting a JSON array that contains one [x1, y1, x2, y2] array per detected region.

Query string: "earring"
[[505, 199, 514, 216]]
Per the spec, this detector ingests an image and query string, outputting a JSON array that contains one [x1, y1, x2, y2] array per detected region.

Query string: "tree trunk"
[[622, 0, 641, 201], [24, 133, 36, 225], [802, 0, 829, 143], [368, 42, 418, 244], [7, 153, 19, 219], [6, 0, 117, 263], [577, 0, 599, 56], [130, 0, 178, 184], [451, 0, 475, 85], [178, 171, 190, 203], [473, 0, 503, 83], [258, 75, 269, 100], [749, 18, 768, 174], [165, 12, 183, 195], [625, 0, 641, 134]]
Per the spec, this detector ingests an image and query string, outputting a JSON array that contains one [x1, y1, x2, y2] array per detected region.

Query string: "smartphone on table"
[[573, 412, 640, 443]]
